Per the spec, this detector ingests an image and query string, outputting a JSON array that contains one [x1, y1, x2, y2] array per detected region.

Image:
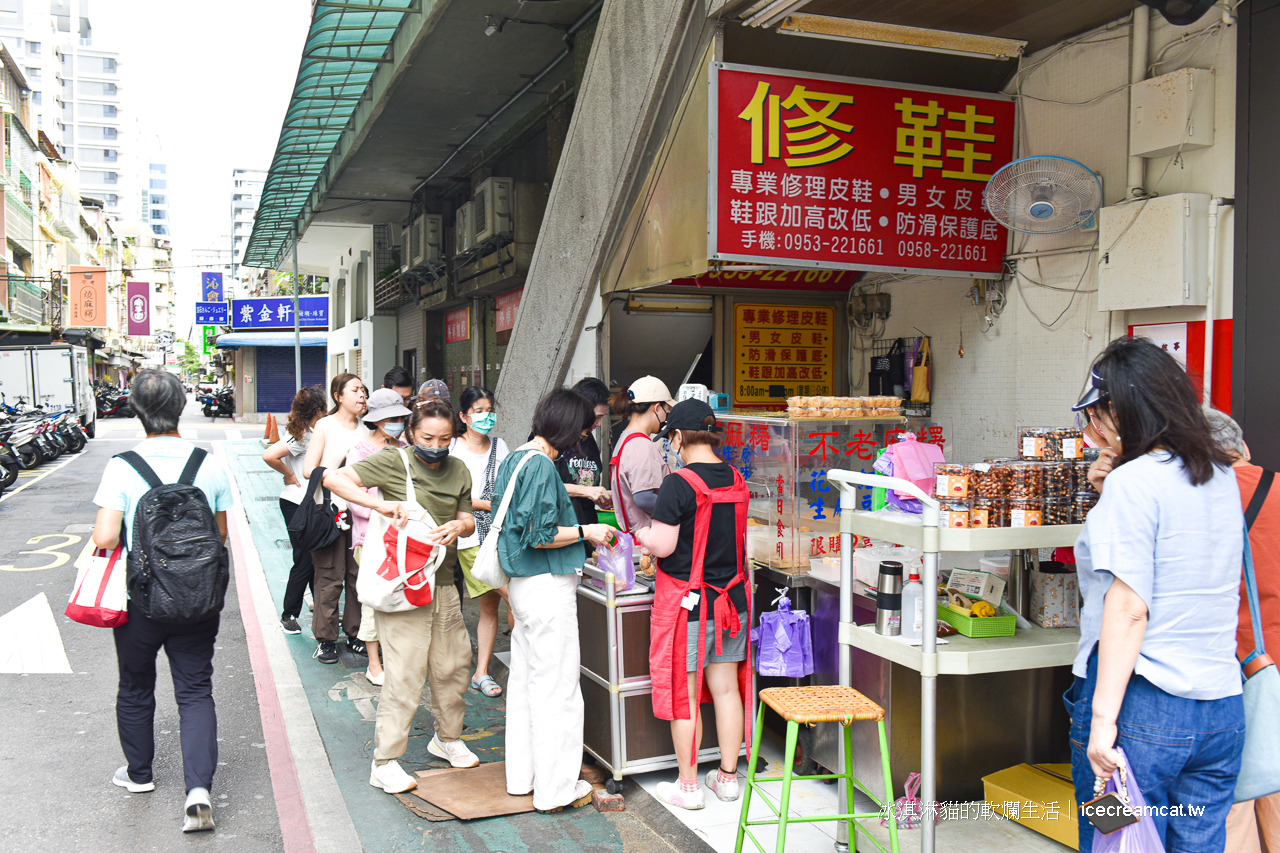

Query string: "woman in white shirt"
[[261, 386, 328, 635], [301, 373, 370, 665], [449, 386, 510, 697]]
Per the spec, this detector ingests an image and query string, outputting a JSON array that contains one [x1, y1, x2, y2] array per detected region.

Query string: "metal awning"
[[242, 0, 418, 270], [215, 331, 330, 349]]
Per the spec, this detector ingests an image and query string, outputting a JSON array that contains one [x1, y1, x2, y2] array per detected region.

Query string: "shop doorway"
[[607, 299, 712, 394]]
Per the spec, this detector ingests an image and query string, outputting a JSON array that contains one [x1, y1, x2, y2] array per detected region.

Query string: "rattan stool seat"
[[759, 685, 885, 724]]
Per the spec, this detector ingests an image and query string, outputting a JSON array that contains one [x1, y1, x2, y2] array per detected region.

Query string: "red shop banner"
[[710, 63, 1015, 278], [672, 264, 856, 292], [495, 288, 522, 332], [445, 307, 470, 344]]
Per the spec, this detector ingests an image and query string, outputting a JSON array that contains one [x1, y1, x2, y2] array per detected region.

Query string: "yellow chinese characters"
[[739, 81, 855, 168], [893, 97, 998, 182]]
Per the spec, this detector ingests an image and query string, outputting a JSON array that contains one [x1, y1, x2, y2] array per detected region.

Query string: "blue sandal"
[[470, 675, 502, 697]]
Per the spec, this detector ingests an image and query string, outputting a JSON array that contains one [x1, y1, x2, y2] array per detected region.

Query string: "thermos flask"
[[875, 560, 904, 636]]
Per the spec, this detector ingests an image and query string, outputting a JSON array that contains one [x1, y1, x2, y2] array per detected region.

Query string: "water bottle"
[[875, 561, 903, 636], [900, 570, 924, 641]]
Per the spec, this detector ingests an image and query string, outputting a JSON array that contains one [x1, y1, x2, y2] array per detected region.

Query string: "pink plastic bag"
[[1092, 747, 1166, 853], [881, 772, 924, 829], [887, 433, 944, 501]]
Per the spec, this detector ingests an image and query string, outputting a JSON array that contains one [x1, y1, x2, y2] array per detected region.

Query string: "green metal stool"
[[735, 685, 900, 853]]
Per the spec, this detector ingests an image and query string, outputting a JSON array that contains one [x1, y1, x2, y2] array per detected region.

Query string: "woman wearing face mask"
[[323, 400, 480, 794], [633, 400, 751, 810], [557, 379, 612, 551], [607, 376, 675, 534], [302, 373, 370, 665], [491, 389, 616, 812], [344, 388, 412, 687], [449, 386, 511, 698]]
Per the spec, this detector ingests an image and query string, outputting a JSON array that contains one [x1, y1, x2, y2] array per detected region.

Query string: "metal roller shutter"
[[256, 347, 327, 413], [397, 304, 423, 372]]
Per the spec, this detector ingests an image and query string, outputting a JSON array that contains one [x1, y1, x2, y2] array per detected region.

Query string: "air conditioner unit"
[[400, 226, 411, 272], [412, 214, 443, 266], [455, 202, 474, 255], [472, 177, 514, 243]]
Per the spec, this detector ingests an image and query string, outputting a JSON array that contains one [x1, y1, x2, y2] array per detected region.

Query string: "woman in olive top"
[[324, 400, 480, 796], [491, 389, 616, 812]]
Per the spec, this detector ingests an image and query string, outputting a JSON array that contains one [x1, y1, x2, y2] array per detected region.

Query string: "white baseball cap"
[[627, 375, 676, 406]]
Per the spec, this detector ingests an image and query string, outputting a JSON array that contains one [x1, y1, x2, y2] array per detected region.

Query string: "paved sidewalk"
[[222, 440, 708, 852]]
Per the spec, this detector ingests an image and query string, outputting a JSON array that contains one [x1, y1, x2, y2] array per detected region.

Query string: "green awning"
[[243, 0, 417, 270]]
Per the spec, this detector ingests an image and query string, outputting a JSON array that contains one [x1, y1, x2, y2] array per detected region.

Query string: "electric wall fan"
[[984, 156, 1103, 235]]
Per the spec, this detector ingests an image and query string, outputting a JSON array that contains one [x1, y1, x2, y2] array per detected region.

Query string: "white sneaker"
[[535, 779, 594, 813], [111, 766, 155, 793], [428, 734, 479, 768], [369, 759, 417, 794], [706, 768, 740, 802], [182, 787, 215, 832], [656, 779, 706, 810]]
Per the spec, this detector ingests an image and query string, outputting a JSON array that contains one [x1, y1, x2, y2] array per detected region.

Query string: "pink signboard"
[[127, 280, 151, 336], [445, 307, 470, 344], [496, 288, 523, 333]]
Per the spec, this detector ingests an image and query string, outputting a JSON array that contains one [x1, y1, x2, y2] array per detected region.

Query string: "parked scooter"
[[199, 386, 235, 421], [97, 385, 132, 417], [0, 433, 19, 495]]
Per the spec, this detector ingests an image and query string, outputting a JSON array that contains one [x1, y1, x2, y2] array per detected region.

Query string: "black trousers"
[[113, 605, 220, 792], [279, 498, 315, 619]]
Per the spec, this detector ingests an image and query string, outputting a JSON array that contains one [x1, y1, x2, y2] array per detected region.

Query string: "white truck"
[[0, 344, 98, 437]]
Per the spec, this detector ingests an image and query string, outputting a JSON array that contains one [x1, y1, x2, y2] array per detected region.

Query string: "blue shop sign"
[[229, 296, 329, 329], [195, 301, 229, 326]]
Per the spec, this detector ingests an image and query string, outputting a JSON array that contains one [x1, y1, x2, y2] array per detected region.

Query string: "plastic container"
[[1074, 490, 1100, 524], [1043, 497, 1071, 526], [976, 461, 1013, 499], [1073, 460, 1091, 493], [937, 602, 1016, 637], [1008, 462, 1045, 500], [940, 499, 971, 528], [972, 497, 1008, 528], [979, 556, 1011, 586], [1043, 462, 1073, 500], [900, 571, 924, 641], [934, 463, 975, 499], [1009, 497, 1044, 528], [1055, 428, 1085, 460], [1018, 427, 1050, 460]]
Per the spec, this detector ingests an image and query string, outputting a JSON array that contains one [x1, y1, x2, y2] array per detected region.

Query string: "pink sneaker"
[[706, 768, 740, 802], [656, 780, 705, 810]]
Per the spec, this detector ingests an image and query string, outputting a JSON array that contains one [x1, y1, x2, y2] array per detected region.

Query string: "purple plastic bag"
[[1092, 747, 1166, 853], [752, 589, 814, 678], [592, 532, 635, 592], [873, 455, 923, 514]]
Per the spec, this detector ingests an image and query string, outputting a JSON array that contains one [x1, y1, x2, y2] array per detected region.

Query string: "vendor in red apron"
[[608, 376, 675, 537], [633, 399, 751, 811]]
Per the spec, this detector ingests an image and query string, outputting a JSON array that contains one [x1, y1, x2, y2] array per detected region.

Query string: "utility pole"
[[292, 223, 301, 393]]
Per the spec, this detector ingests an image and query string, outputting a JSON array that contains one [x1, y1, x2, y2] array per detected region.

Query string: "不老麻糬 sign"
[[710, 63, 1015, 278]]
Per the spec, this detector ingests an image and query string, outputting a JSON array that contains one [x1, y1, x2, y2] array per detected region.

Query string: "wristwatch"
[[578, 525, 585, 542]]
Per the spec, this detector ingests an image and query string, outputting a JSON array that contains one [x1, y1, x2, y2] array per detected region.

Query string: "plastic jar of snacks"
[[1043, 462, 1073, 500], [940, 499, 971, 528], [1009, 497, 1043, 528], [976, 461, 1013, 499], [1074, 490, 1100, 524], [934, 463, 975, 499], [971, 497, 1007, 528], [1008, 462, 1044, 500], [1043, 497, 1071, 526], [1018, 427, 1049, 460], [1056, 428, 1085, 460], [1074, 460, 1091, 492]]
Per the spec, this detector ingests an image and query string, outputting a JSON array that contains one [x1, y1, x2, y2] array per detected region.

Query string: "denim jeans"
[[1065, 646, 1245, 853]]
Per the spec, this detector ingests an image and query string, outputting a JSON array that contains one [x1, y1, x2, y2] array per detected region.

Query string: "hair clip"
[[627, 390, 636, 401]]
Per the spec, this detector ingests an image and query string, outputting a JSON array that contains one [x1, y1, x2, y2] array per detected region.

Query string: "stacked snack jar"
[[1009, 462, 1045, 501], [934, 464, 975, 499], [1043, 497, 1071, 525], [1058, 428, 1085, 460], [940, 499, 972, 528], [1074, 460, 1091, 494], [1010, 497, 1044, 528], [977, 461, 1013, 499], [1044, 462, 1073, 500], [1073, 490, 1100, 523], [972, 497, 1007, 528], [1018, 427, 1049, 460]]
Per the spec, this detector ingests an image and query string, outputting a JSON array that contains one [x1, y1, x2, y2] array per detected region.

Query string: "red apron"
[[648, 467, 753, 768], [609, 430, 654, 533]]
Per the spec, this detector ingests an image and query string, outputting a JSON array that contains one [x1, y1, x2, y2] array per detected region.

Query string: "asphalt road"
[[0, 401, 283, 852]]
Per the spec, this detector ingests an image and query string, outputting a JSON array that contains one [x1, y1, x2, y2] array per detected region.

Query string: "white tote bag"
[[357, 449, 447, 613], [65, 541, 129, 627], [470, 446, 545, 590]]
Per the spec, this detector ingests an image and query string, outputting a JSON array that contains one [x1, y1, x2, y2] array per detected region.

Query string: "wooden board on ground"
[[410, 761, 535, 820], [394, 792, 456, 822]]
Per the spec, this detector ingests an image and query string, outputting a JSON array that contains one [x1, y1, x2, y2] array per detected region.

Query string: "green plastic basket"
[[937, 603, 1016, 638]]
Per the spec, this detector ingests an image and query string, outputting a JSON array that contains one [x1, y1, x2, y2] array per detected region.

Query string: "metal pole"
[[292, 224, 302, 393], [835, 483, 856, 853]]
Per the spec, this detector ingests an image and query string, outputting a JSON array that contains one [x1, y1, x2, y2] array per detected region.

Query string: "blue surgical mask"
[[470, 412, 497, 435], [384, 422, 405, 438]]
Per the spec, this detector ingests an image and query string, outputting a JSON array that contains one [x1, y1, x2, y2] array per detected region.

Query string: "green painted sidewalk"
[[223, 440, 704, 852]]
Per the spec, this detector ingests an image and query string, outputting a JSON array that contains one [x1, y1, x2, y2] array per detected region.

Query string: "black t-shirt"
[[555, 434, 603, 527], [651, 462, 748, 621]]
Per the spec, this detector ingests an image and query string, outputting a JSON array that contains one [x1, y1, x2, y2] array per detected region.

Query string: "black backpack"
[[119, 449, 230, 625], [287, 465, 343, 553]]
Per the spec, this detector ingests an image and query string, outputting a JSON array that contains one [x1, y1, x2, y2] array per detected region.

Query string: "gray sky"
[[95, 0, 311, 339]]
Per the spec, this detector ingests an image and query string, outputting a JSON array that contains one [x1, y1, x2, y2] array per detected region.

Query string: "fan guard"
[[983, 156, 1103, 235]]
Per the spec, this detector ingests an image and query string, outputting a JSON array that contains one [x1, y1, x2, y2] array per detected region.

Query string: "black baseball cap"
[[653, 399, 722, 442]]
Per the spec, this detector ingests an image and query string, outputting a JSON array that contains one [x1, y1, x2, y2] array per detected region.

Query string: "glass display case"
[[661, 412, 922, 572]]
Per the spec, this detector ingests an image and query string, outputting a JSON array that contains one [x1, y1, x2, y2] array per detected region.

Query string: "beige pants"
[[373, 584, 471, 761], [1227, 791, 1280, 853]]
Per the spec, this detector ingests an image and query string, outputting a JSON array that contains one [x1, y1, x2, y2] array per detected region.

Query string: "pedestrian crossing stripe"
[[0, 593, 73, 674]]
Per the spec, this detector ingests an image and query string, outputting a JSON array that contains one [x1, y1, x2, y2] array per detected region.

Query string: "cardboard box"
[[1030, 570, 1080, 628], [982, 763, 1078, 850], [946, 569, 1005, 607]]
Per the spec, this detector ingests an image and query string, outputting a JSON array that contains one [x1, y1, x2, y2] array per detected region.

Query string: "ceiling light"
[[625, 294, 714, 315], [777, 14, 1027, 61], [742, 0, 812, 28]]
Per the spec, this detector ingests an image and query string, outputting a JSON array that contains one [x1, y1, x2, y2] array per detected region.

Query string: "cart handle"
[[825, 469, 940, 510]]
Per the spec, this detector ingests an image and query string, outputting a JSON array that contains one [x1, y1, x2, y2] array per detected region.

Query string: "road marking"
[[0, 593, 73, 674], [0, 453, 87, 503], [188, 429, 199, 439], [226, 430, 243, 441], [0, 534, 83, 571]]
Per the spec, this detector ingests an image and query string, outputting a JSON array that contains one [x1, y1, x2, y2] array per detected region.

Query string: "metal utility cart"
[[826, 470, 1082, 853], [577, 562, 755, 794]]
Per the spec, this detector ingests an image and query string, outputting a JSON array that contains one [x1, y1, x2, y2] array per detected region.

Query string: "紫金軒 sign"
[[229, 296, 328, 329], [711, 64, 1015, 278]]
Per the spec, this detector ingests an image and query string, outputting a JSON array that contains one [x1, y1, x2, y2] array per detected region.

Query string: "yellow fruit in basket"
[[970, 600, 997, 618]]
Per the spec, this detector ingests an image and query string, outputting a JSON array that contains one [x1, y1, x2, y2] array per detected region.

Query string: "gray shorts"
[[686, 611, 748, 671]]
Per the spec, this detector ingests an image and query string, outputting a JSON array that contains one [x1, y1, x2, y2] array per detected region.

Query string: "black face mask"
[[414, 445, 450, 465]]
